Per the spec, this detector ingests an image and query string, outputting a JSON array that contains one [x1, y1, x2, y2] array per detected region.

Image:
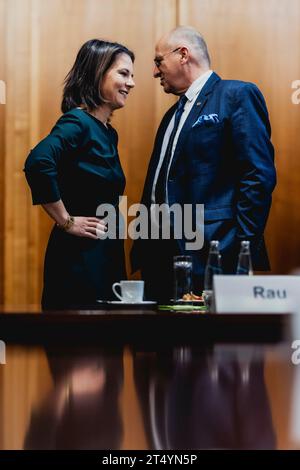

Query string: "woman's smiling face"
[[101, 53, 135, 110]]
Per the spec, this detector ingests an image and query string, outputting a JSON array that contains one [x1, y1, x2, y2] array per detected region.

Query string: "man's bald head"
[[159, 26, 211, 67], [154, 26, 211, 95]]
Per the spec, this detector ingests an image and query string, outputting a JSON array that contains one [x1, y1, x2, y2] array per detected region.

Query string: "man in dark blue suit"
[[131, 26, 276, 302]]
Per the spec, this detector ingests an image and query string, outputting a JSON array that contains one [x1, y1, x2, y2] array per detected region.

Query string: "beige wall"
[[0, 0, 300, 306]]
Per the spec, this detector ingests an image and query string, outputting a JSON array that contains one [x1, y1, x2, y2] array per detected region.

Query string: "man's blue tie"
[[155, 94, 188, 204]]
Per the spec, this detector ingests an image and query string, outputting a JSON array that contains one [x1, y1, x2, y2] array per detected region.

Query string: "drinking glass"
[[173, 256, 193, 305]]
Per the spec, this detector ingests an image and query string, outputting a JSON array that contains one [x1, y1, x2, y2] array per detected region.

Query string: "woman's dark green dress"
[[24, 108, 126, 309]]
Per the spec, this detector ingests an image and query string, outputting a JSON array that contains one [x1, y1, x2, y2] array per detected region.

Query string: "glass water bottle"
[[203, 240, 222, 310], [236, 240, 253, 275]]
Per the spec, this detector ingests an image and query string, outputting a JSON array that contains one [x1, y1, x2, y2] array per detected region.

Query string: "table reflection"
[[24, 347, 123, 449], [133, 346, 276, 449], [2, 340, 296, 449]]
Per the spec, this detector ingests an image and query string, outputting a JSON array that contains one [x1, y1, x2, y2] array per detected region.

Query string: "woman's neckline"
[[76, 107, 110, 130]]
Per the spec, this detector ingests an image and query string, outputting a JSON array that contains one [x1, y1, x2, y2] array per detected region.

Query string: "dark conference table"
[[0, 305, 299, 450]]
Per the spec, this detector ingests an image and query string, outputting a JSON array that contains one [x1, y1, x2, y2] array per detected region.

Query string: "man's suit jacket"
[[131, 72, 276, 275]]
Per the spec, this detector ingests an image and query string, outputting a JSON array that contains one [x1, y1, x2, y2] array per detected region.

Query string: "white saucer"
[[109, 300, 156, 305]]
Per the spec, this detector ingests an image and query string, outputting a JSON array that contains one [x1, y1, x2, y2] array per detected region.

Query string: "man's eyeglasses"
[[154, 47, 181, 68]]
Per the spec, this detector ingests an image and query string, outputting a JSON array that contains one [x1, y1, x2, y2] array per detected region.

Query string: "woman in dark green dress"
[[24, 39, 135, 309]]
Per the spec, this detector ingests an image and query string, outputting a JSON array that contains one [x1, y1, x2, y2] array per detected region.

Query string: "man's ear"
[[179, 46, 189, 64]]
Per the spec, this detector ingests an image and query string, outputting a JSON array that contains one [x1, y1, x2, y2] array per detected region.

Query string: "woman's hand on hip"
[[67, 217, 107, 239]]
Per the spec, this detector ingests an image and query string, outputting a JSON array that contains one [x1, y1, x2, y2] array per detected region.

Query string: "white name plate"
[[213, 275, 300, 314]]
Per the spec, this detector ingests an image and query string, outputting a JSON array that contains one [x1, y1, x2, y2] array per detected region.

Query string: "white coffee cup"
[[112, 280, 144, 303]]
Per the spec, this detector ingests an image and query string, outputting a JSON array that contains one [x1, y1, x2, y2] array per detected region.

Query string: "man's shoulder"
[[216, 78, 266, 105], [217, 78, 260, 93], [217, 79, 261, 96]]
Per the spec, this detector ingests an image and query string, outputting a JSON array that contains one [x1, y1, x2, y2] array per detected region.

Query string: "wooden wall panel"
[[0, 3, 4, 445], [178, 0, 300, 274], [2, 0, 176, 306], [0, 0, 5, 304], [4, 0, 34, 305]]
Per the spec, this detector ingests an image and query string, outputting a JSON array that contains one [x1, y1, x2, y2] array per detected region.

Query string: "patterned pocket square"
[[192, 113, 220, 128]]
